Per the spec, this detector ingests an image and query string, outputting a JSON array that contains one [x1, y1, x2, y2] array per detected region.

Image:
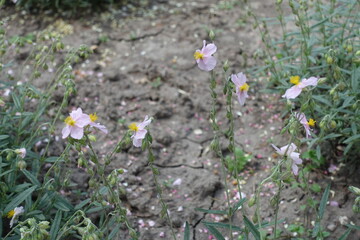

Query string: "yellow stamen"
[[308, 118, 316, 127], [290, 76, 300, 85], [128, 123, 139, 132], [194, 51, 204, 60], [89, 113, 98, 122], [7, 210, 15, 218], [239, 83, 249, 92], [64, 116, 76, 126]]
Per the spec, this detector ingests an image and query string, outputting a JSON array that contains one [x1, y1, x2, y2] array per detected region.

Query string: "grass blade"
[[202, 221, 243, 231], [339, 228, 352, 240], [184, 221, 190, 240]]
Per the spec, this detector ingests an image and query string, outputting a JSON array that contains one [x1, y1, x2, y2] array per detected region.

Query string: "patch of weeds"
[[225, 147, 251, 177]]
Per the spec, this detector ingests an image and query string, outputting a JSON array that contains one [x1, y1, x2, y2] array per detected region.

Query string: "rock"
[[154, 106, 173, 119], [327, 223, 336, 232], [339, 216, 349, 225]]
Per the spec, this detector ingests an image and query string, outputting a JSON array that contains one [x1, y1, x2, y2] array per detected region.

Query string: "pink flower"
[[194, 40, 217, 71], [271, 143, 303, 175], [282, 76, 318, 99], [15, 148, 26, 158], [89, 113, 108, 134], [295, 112, 316, 138], [62, 108, 91, 139], [128, 116, 152, 147], [231, 72, 249, 105]]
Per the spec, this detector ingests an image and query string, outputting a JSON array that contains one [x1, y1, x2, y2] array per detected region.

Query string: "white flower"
[[8, 206, 24, 228]]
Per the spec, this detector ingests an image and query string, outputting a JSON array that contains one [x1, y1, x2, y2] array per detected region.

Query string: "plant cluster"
[[249, 0, 360, 164]]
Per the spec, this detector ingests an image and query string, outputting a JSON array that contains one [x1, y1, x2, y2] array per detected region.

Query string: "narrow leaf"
[[184, 221, 190, 240], [4, 185, 37, 213], [243, 215, 260, 240], [203, 223, 225, 240], [202, 221, 243, 231], [195, 208, 227, 215], [50, 210, 62, 240], [231, 198, 247, 215], [339, 228, 352, 240], [22, 169, 40, 186]]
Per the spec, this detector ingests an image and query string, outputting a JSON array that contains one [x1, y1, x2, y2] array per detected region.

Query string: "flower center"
[[89, 113, 98, 122], [65, 116, 76, 126], [290, 76, 300, 85], [194, 51, 204, 60], [239, 83, 249, 92], [7, 209, 15, 218], [308, 118, 316, 127], [128, 123, 139, 132]]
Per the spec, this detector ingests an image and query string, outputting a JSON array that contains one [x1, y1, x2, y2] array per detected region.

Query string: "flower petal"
[[76, 116, 91, 127], [198, 56, 216, 71], [135, 129, 147, 139], [90, 122, 108, 134], [202, 42, 217, 56], [62, 126, 71, 139], [70, 126, 84, 139], [138, 115, 152, 129], [282, 85, 302, 99], [299, 77, 318, 88], [133, 138, 143, 147], [231, 73, 246, 87], [291, 152, 303, 164], [70, 108, 83, 119], [291, 162, 299, 175], [237, 91, 248, 106]]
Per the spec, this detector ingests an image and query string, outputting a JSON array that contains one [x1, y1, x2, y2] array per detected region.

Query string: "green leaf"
[[319, 184, 330, 220], [202, 221, 243, 231], [310, 183, 322, 193], [339, 228, 352, 240], [21, 169, 40, 186], [54, 196, 73, 212], [203, 223, 225, 240], [0, 135, 9, 140], [184, 221, 190, 240], [343, 134, 360, 144], [108, 223, 121, 239], [312, 95, 332, 107], [313, 184, 330, 237], [243, 215, 260, 240], [195, 208, 227, 215], [346, 224, 360, 230], [50, 210, 62, 240], [231, 198, 247, 215], [75, 199, 91, 210], [11, 92, 21, 110], [4, 185, 37, 213]]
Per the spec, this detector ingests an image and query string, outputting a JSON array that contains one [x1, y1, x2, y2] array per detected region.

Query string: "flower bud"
[[248, 196, 256, 207], [6, 151, 14, 161], [337, 82, 346, 91], [329, 120, 337, 129], [326, 56, 333, 64], [17, 160, 27, 170], [88, 135, 97, 142], [346, 45, 353, 53], [223, 60, 229, 72], [349, 186, 360, 195], [317, 77, 327, 84], [252, 214, 258, 223], [209, 30, 215, 41]]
